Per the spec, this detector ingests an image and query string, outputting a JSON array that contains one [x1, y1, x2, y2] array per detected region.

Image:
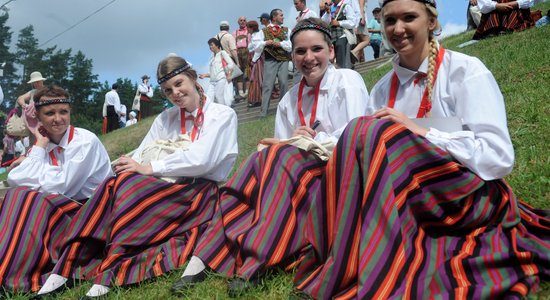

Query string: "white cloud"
[[440, 22, 467, 38]]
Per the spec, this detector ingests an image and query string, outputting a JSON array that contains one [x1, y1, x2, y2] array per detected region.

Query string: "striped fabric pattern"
[[473, 0, 534, 39], [51, 172, 218, 286], [194, 144, 326, 279], [295, 117, 550, 299], [247, 55, 264, 105], [0, 187, 84, 292]]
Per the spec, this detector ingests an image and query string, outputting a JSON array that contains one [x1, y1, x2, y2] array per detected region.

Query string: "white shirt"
[[209, 50, 235, 82], [368, 50, 514, 180], [131, 96, 238, 182], [119, 104, 127, 123], [344, 0, 361, 28], [254, 24, 292, 55], [8, 127, 113, 199], [477, 0, 541, 13], [15, 140, 25, 155], [275, 65, 370, 145], [321, 1, 359, 31], [105, 90, 122, 114], [0, 84, 4, 105], [249, 31, 265, 63], [126, 118, 137, 127], [296, 8, 319, 22], [138, 82, 154, 98]]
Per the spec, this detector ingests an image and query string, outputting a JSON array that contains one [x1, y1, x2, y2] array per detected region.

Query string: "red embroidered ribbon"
[[49, 125, 75, 166], [297, 78, 321, 127], [388, 47, 446, 118]]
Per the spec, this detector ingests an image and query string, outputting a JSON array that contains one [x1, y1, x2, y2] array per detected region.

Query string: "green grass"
[[4, 3, 550, 297]]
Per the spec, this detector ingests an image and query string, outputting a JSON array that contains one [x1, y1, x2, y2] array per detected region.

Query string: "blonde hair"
[[425, 4, 440, 117]]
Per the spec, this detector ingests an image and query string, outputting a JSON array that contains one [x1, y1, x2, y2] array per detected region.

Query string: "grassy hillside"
[[5, 3, 550, 298]]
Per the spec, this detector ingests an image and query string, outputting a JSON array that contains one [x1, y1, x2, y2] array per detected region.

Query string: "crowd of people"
[[0, 0, 549, 299], [201, 0, 391, 115]]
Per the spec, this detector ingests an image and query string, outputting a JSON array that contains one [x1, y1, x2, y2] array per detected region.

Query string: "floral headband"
[[290, 23, 332, 41], [381, 0, 436, 8], [157, 64, 191, 84], [34, 98, 71, 108]]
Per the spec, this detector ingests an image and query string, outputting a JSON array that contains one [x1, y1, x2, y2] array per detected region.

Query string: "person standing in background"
[[367, 7, 383, 59], [104, 83, 123, 133], [233, 16, 251, 100], [321, 0, 358, 68], [137, 75, 154, 119]]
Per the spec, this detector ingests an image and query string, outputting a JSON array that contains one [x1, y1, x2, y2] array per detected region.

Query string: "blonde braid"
[[425, 38, 438, 118]]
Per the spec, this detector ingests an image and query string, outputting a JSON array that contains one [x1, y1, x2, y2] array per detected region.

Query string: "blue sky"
[[5, 0, 470, 88]]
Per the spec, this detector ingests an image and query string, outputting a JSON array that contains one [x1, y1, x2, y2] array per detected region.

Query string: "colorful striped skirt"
[[473, 0, 534, 40], [247, 55, 264, 106], [193, 144, 326, 279], [51, 173, 218, 286], [0, 187, 84, 292], [294, 117, 550, 299]]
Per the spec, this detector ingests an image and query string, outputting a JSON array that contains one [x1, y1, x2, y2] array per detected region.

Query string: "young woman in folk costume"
[[293, 0, 550, 299], [38, 55, 238, 298], [171, 18, 369, 296], [0, 85, 112, 292]]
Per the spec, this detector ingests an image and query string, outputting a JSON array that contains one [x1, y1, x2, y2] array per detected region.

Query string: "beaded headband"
[[290, 23, 332, 41], [381, 0, 436, 8], [34, 98, 71, 108], [157, 64, 191, 84]]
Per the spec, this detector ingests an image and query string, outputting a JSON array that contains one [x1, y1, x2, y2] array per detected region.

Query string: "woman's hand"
[[373, 107, 428, 136], [258, 138, 280, 146], [113, 155, 153, 176], [292, 126, 316, 139], [30, 125, 50, 149]]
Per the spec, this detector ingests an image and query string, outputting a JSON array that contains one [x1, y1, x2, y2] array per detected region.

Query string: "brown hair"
[[247, 20, 259, 33], [156, 55, 205, 106], [290, 18, 332, 48], [34, 85, 71, 109]]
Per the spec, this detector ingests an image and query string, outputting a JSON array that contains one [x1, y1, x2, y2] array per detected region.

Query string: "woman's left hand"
[[113, 155, 153, 176], [373, 107, 428, 136]]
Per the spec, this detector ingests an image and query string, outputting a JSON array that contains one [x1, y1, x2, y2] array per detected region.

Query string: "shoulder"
[[329, 67, 367, 88], [443, 49, 492, 80], [72, 127, 103, 147], [370, 69, 394, 96], [205, 101, 237, 123]]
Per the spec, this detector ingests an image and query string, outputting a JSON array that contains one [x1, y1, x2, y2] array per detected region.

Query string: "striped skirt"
[[193, 144, 326, 279], [294, 117, 550, 299], [51, 172, 218, 286], [0, 187, 84, 292], [473, 0, 534, 40], [247, 55, 264, 106]]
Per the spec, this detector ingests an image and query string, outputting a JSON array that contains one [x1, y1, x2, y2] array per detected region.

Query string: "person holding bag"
[[0, 85, 112, 293], [38, 54, 238, 298], [200, 38, 237, 107]]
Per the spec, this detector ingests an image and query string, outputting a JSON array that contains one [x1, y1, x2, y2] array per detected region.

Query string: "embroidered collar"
[[391, 55, 429, 86]]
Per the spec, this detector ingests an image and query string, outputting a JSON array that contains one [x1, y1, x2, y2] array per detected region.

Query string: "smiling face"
[[292, 29, 334, 86], [36, 101, 71, 144], [160, 73, 200, 112], [382, 0, 436, 68]]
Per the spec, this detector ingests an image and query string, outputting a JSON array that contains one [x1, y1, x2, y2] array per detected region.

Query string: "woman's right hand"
[[30, 125, 50, 149], [292, 126, 316, 139]]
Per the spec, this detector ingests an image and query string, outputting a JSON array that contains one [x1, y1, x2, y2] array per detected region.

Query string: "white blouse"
[[8, 127, 113, 199], [275, 65, 370, 145], [249, 31, 264, 63], [368, 50, 514, 180], [208, 50, 235, 82], [131, 96, 238, 182], [477, 0, 540, 14]]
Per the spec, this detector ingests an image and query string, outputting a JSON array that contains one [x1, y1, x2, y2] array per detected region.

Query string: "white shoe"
[[242, 91, 248, 97], [37, 274, 68, 295], [86, 284, 110, 297]]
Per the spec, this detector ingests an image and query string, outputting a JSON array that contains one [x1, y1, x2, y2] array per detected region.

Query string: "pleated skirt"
[[294, 117, 550, 299], [0, 187, 84, 292], [473, 0, 534, 40], [247, 55, 264, 106], [51, 172, 218, 286], [194, 144, 326, 279]]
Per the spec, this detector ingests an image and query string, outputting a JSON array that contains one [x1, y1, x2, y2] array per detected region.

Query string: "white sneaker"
[[37, 274, 68, 295], [86, 284, 110, 297]]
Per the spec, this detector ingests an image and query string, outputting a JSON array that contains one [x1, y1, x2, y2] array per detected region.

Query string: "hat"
[[129, 111, 137, 118], [258, 13, 270, 20], [27, 71, 46, 84], [141, 74, 150, 80], [220, 20, 230, 27]]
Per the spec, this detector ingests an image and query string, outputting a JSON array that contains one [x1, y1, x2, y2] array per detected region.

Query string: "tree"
[[15, 25, 48, 97], [0, 13, 17, 108], [67, 51, 99, 115]]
